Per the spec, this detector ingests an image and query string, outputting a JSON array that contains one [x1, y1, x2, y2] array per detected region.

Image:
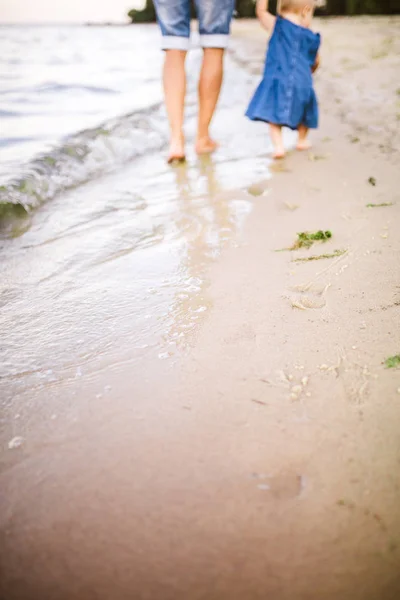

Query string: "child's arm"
[[256, 0, 276, 32], [312, 52, 320, 73]]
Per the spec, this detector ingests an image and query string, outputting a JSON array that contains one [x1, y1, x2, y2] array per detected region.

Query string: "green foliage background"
[[127, 0, 399, 23]]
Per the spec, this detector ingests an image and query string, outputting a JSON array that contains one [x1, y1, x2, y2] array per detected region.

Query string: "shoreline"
[[1, 17, 400, 600]]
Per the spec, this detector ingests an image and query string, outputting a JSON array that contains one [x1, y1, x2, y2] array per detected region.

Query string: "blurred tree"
[[324, 0, 399, 13], [127, 0, 399, 22], [128, 1, 194, 23], [127, 1, 259, 23], [235, 1, 256, 17], [128, 1, 156, 23]]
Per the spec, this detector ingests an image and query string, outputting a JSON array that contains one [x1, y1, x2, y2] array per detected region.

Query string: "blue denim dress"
[[246, 17, 321, 130]]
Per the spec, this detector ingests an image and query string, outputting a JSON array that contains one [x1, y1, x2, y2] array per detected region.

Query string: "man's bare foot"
[[195, 136, 218, 155], [296, 139, 312, 151], [167, 137, 185, 164]]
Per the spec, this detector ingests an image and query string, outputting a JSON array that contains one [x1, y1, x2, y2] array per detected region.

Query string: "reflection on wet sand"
[[165, 157, 251, 352], [0, 50, 270, 399], [0, 50, 279, 600], [0, 152, 258, 400]]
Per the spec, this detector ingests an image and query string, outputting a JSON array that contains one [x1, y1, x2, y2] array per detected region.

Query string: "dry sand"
[[1, 17, 400, 600]]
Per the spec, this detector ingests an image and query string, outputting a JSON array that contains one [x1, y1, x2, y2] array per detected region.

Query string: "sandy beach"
[[1, 16, 400, 600]]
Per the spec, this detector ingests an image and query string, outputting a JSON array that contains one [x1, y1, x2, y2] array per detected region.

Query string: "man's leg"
[[163, 50, 187, 162], [153, 0, 190, 162], [196, 48, 224, 155], [194, 0, 235, 155]]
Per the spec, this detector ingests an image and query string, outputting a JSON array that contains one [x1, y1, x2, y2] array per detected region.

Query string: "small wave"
[[0, 109, 21, 117], [0, 102, 166, 237], [37, 82, 119, 94], [0, 202, 30, 238], [0, 136, 42, 147], [1, 82, 118, 96]]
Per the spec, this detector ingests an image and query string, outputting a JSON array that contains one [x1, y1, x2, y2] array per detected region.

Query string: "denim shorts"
[[153, 0, 235, 50]]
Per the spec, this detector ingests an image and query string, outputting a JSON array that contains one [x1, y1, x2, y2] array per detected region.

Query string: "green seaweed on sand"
[[368, 176, 377, 186], [337, 499, 355, 509], [276, 230, 332, 252], [366, 202, 393, 208], [384, 355, 400, 369], [293, 230, 332, 250], [308, 153, 327, 161], [293, 249, 346, 262]]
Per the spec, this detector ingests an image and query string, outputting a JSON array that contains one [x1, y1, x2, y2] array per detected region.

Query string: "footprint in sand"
[[318, 354, 372, 404], [336, 356, 372, 404], [290, 283, 330, 310], [259, 370, 311, 401], [285, 240, 348, 311], [247, 181, 269, 197]]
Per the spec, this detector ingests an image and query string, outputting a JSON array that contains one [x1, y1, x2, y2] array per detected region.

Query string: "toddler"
[[246, 0, 321, 159]]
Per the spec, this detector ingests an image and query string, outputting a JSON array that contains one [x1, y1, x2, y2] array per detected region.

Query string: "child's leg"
[[269, 124, 285, 159], [297, 125, 312, 151]]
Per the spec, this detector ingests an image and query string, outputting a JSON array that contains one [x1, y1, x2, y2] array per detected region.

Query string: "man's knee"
[[196, 0, 235, 49]]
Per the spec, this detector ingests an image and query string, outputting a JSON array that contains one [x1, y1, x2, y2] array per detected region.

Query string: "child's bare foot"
[[269, 124, 285, 160], [167, 136, 185, 164], [195, 135, 218, 155], [296, 139, 312, 151], [272, 142, 285, 159], [297, 125, 311, 151]]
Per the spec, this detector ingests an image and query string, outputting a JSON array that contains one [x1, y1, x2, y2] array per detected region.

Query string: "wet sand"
[[1, 17, 400, 600]]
